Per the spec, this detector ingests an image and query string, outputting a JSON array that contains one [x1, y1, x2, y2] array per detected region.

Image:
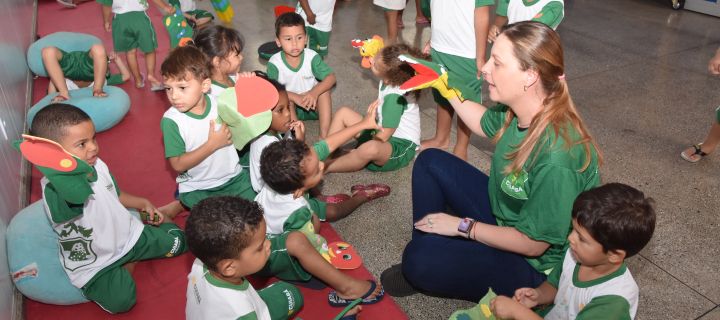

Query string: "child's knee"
[[41, 46, 60, 60], [100, 288, 137, 313], [89, 44, 107, 58], [285, 231, 311, 253], [357, 141, 383, 159]]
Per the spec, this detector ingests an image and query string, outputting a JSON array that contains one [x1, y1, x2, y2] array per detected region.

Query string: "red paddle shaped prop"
[[328, 242, 363, 270], [19, 134, 78, 172], [233, 76, 279, 117], [274, 5, 295, 18]]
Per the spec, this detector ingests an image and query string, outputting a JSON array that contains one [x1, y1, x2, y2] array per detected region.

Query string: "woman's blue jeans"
[[401, 149, 545, 300]]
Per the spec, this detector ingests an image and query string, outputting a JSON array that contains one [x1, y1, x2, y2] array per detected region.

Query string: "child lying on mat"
[[324, 43, 422, 173], [42, 42, 130, 102], [251, 102, 387, 307], [28, 104, 186, 313]]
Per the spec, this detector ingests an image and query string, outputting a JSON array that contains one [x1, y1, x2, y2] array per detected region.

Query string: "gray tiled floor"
[[216, 0, 720, 318]]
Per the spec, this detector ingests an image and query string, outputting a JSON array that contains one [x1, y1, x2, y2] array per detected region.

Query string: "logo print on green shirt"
[[501, 170, 529, 200], [58, 222, 97, 271]]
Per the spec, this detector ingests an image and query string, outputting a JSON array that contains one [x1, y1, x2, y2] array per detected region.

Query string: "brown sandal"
[[681, 144, 708, 163]]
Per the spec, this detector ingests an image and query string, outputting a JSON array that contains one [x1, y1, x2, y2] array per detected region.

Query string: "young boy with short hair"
[[42, 43, 130, 102], [98, 0, 174, 90], [28, 104, 186, 313], [490, 183, 656, 319], [252, 102, 386, 306], [185, 196, 303, 320], [296, 0, 336, 58], [160, 46, 255, 208], [267, 12, 336, 138]]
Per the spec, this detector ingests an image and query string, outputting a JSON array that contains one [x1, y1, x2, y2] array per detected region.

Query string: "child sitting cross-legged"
[[268, 12, 336, 138], [160, 45, 256, 209], [252, 102, 387, 306], [490, 183, 656, 319], [325, 43, 423, 173], [28, 104, 187, 313], [185, 196, 306, 320]]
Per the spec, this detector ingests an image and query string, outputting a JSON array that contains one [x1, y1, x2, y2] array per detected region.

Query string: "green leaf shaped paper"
[[449, 288, 498, 320], [216, 76, 276, 150]]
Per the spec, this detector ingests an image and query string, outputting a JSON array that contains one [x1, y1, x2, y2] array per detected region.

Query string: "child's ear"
[[211, 56, 221, 68], [607, 249, 626, 264], [201, 78, 211, 93], [216, 259, 237, 278]]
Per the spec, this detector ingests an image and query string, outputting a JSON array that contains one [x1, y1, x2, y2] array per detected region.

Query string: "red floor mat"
[[26, 1, 407, 319]]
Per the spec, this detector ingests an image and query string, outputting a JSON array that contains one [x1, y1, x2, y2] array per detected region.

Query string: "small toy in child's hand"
[[139, 210, 161, 224], [328, 242, 363, 269], [398, 54, 463, 101], [351, 35, 384, 68], [448, 288, 497, 320]]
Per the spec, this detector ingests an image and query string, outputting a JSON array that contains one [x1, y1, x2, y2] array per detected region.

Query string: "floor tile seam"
[[638, 252, 719, 305], [694, 305, 720, 320]]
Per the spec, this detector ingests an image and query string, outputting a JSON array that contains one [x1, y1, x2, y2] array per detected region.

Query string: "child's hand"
[[488, 25, 501, 43], [490, 296, 526, 319], [514, 287, 540, 308], [92, 90, 108, 98], [139, 199, 165, 225], [300, 92, 318, 110], [709, 48, 720, 75], [361, 100, 380, 130], [104, 22, 111, 32], [207, 120, 232, 150], [288, 93, 305, 109], [289, 120, 305, 141], [237, 71, 256, 78], [307, 12, 317, 25]]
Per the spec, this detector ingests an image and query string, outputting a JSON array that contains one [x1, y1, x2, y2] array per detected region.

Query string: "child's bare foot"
[[148, 75, 164, 91], [135, 75, 145, 88], [158, 200, 185, 220], [335, 279, 383, 302], [420, 137, 449, 150]]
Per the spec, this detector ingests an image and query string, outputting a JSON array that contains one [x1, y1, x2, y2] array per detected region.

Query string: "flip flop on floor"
[[351, 184, 391, 201], [333, 299, 362, 320], [328, 280, 384, 307], [150, 82, 165, 92], [681, 143, 708, 163]]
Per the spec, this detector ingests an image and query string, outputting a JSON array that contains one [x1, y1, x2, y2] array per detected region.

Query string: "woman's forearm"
[[470, 222, 550, 256]]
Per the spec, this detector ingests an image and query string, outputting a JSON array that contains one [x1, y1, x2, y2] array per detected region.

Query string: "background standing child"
[[28, 104, 186, 313], [680, 47, 720, 163], [296, 0, 336, 58], [98, 0, 174, 90], [489, 183, 656, 319], [268, 12, 336, 138], [489, 0, 564, 43], [420, 0, 492, 161], [325, 44, 422, 173], [42, 43, 130, 102], [373, 0, 405, 45], [185, 196, 304, 320], [160, 46, 255, 209]]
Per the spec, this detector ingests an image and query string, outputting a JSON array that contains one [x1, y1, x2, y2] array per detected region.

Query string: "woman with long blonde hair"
[[382, 21, 602, 300]]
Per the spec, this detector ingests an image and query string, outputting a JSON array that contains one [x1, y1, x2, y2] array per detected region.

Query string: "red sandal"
[[351, 183, 391, 201], [316, 193, 351, 204]]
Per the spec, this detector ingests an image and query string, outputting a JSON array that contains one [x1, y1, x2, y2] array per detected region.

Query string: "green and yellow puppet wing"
[[216, 76, 277, 150], [164, 7, 194, 48], [398, 54, 464, 101], [449, 288, 498, 320], [210, 0, 234, 24], [15, 135, 94, 204]]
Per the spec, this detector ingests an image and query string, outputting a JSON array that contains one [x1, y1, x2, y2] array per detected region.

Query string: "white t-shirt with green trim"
[[545, 250, 638, 320], [161, 95, 242, 193], [266, 49, 332, 94], [98, 0, 148, 14], [209, 74, 237, 102], [249, 132, 282, 192], [296, 0, 336, 32], [430, 0, 494, 59], [41, 158, 144, 288], [507, 0, 564, 28], [255, 187, 314, 235], [377, 82, 420, 145], [186, 259, 271, 320]]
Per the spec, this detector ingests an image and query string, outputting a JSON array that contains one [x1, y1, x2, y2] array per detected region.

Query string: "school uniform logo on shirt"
[[501, 170, 529, 200], [58, 222, 97, 271]]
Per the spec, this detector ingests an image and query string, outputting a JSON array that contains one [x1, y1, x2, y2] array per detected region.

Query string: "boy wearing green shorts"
[[29, 104, 186, 314], [185, 197, 303, 320], [98, 0, 174, 90]]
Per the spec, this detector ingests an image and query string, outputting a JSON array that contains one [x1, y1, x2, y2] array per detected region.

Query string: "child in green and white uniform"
[[325, 44, 421, 173], [490, 183, 656, 320], [160, 46, 255, 209], [31, 104, 186, 314], [296, 0, 336, 58], [185, 197, 303, 320], [97, 0, 173, 90], [490, 0, 564, 42], [168, 0, 213, 29]]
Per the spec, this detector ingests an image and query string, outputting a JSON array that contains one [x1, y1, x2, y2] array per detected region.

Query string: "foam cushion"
[[27, 86, 131, 132], [7, 201, 88, 305], [27, 32, 101, 77]]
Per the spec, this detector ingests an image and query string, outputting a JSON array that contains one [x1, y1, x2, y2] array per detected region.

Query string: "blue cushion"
[[27, 32, 101, 77], [7, 201, 88, 305], [27, 86, 131, 132]]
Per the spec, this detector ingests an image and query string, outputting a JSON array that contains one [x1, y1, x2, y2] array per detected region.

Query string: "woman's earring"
[[523, 85, 528, 92]]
